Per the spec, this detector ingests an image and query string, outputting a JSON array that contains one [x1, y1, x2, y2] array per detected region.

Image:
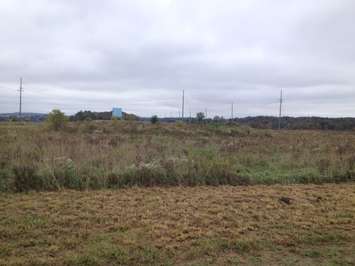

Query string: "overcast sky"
[[0, 0, 355, 117]]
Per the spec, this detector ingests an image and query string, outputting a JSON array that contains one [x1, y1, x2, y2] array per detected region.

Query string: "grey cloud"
[[0, 0, 354, 117]]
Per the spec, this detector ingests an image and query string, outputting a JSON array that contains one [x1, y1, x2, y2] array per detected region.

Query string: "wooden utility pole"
[[231, 102, 234, 120], [19, 78, 23, 118], [182, 89, 185, 119], [278, 89, 283, 130]]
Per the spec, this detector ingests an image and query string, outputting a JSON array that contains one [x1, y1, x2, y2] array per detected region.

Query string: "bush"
[[54, 159, 83, 189], [151, 115, 159, 124], [46, 109, 67, 131], [119, 162, 168, 187], [0, 168, 13, 192], [13, 165, 43, 192], [196, 112, 205, 122], [107, 172, 120, 188]]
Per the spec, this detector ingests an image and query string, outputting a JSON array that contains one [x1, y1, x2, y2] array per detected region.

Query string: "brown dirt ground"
[[0, 184, 354, 265]]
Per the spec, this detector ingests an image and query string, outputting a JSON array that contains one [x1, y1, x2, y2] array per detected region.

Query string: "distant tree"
[[69, 110, 139, 121], [123, 113, 139, 121], [70, 110, 112, 121], [151, 115, 159, 124], [213, 116, 224, 122], [196, 112, 205, 122], [46, 109, 67, 130]]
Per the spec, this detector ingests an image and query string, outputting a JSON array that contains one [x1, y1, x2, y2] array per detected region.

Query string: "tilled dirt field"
[[0, 184, 354, 265]]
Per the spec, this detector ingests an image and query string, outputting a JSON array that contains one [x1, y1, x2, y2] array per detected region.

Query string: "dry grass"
[[0, 184, 354, 265], [1, 121, 355, 192]]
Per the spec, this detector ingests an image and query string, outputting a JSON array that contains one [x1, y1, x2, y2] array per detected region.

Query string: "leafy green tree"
[[151, 115, 159, 124], [46, 109, 67, 130]]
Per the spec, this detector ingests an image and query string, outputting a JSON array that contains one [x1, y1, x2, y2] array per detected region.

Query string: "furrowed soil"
[[0, 184, 354, 265]]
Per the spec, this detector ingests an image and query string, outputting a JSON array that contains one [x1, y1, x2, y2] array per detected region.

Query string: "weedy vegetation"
[[0, 120, 355, 192], [0, 121, 355, 265]]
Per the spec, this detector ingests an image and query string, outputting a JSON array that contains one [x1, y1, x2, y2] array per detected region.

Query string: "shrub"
[[46, 109, 67, 131], [151, 115, 159, 124], [119, 162, 168, 187], [36, 168, 60, 191], [13, 165, 43, 192], [196, 112, 205, 122], [107, 172, 120, 188], [54, 159, 83, 189], [0, 168, 13, 192]]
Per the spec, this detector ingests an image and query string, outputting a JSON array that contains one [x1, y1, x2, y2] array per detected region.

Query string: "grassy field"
[[0, 184, 354, 265], [0, 121, 355, 192], [1, 121, 354, 265]]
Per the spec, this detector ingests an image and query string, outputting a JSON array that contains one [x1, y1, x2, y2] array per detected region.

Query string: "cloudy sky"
[[0, 0, 355, 117]]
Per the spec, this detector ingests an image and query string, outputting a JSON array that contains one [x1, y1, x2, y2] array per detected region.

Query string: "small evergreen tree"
[[151, 115, 159, 124]]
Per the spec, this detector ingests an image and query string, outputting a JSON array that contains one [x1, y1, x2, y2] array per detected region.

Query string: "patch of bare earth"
[[0, 184, 354, 265]]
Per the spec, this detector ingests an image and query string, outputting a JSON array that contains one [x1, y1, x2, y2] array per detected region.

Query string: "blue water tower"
[[112, 107, 123, 119]]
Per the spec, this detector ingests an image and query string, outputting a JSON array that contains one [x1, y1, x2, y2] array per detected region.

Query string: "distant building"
[[112, 107, 123, 119]]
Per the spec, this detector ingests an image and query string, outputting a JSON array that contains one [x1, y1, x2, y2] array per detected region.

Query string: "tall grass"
[[0, 121, 354, 192]]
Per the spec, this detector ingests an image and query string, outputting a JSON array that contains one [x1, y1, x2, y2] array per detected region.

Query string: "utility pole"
[[19, 77, 23, 118], [182, 89, 185, 120], [278, 89, 283, 130], [231, 102, 234, 120], [205, 108, 207, 118]]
